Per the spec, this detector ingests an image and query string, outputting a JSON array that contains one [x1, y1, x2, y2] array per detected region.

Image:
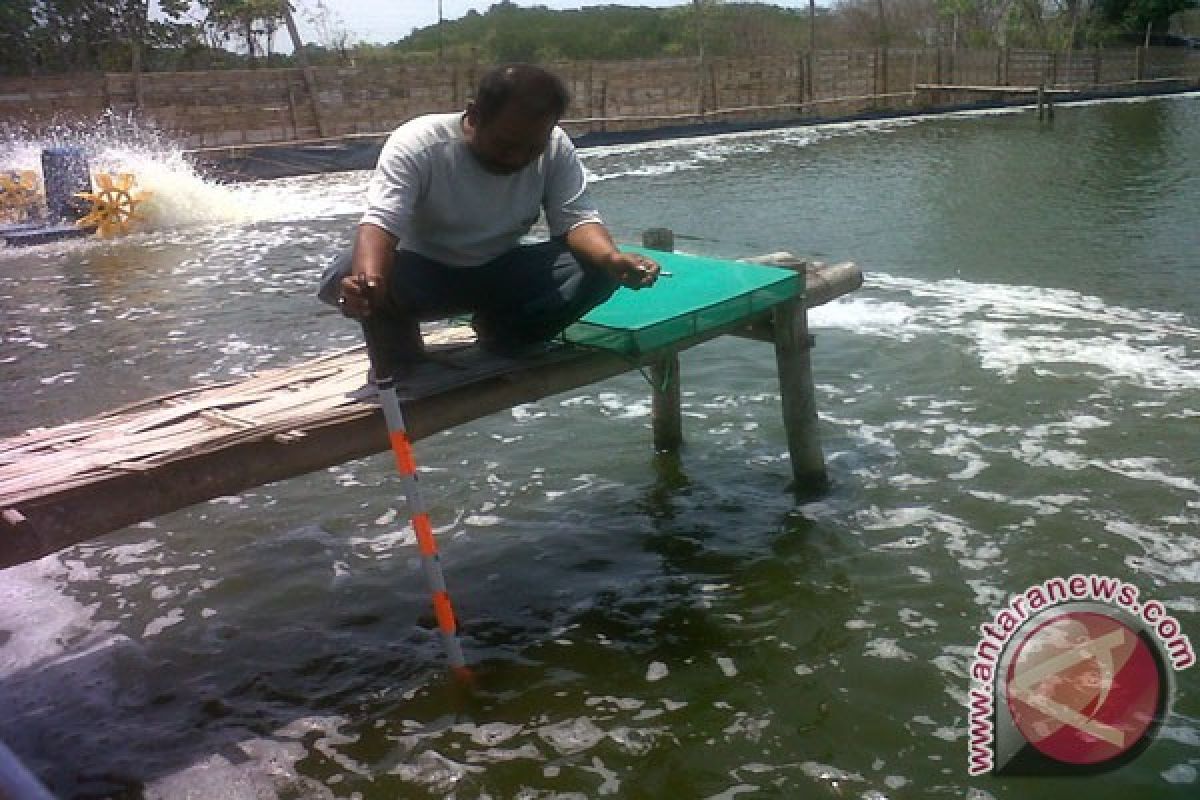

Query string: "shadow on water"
[[0, 547, 450, 797]]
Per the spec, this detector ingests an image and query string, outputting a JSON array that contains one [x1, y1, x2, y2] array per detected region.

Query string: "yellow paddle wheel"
[[0, 171, 43, 224], [76, 172, 152, 238]]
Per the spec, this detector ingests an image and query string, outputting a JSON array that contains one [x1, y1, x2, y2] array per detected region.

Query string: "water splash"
[[0, 111, 328, 237]]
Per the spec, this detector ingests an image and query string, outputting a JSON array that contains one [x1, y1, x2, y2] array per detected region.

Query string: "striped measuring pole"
[[373, 368, 468, 675]]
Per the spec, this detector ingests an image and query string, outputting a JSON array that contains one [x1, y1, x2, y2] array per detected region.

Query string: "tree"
[[305, 0, 355, 64], [0, 1, 38, 75], [1100, 0, 1198, 35], [198, 0, 288, 65], [938, 0, 973, 48], [0, 0, 188, 75]]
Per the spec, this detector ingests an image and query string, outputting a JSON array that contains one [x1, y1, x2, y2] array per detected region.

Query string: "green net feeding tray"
[[564, 248, 804, 356]]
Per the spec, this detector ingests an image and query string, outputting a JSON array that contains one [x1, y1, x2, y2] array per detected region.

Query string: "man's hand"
[[338, 273, 383, 319], [598, 251, 661, 290], [339, 223, 398, 319], [565, 222, 661, 290]]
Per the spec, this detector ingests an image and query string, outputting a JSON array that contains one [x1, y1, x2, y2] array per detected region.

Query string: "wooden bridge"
[[0, 234, 862, 570]]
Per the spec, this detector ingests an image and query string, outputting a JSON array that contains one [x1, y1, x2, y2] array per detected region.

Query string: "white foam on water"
[[1058, 89, 1200, 110], [966, 789, 999, 800], [143, 736, 333, 800], [908, 566, 932, 583], [1163, 765, 1199, 785], [812, 272, 1200, 390], [1094, 457, 1200, 495], [1101, 516, 1200, 584], [864, 637, 917, 661], [580, 756, 621, 795], [141, 607, 185, 638], [898, 608, 938, 630], [585, 159, 705, 183], [585, 696, 645, 711], [0, 556, 111, 677], [386, 749, 481, 791], [722, 712, 770, 742], [799, 761, 865, 784], [965, 491, 1086, 516], [704, 784, 760, 800], [580, 116, 918, 181], [537, 717, 608, 755]]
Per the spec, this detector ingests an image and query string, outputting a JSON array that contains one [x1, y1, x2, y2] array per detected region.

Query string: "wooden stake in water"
[[362, 328, 468, 676]]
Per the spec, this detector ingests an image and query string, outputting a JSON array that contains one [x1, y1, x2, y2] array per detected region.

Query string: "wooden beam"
[[642, 228, 684, 452], [773, 298, 827, 492], [650, 355, 683, 452], [733, 258, 863, 342], [742, 253, 856, 491]]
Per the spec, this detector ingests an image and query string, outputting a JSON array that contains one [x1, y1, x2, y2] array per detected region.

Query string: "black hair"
[[473, 64, 570, 124]]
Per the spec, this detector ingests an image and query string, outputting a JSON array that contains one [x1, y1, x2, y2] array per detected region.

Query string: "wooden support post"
[[873, 48, 881, 100], [642, 227, 674, 252], [795, 50, 804, 111], [773, 298, 827, 491], [650, 355, 683, 453], [131, 41, 145, 110], [287, 85, 301, 139], [880, 46, 888, 97], [587, 62, 595, 132], [808, 50, 816, 103], [599, 80, 608, 133], [708, 59, 721, 116], [642, 228, 683, 453]]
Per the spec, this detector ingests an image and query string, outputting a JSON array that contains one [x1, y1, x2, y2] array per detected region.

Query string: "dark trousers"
[[319, 239, 618, 370]]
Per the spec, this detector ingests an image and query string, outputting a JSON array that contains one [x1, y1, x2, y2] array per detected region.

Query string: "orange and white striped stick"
[[362, 329, 467, 674]]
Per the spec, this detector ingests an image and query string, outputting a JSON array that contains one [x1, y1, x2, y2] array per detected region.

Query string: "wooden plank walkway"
[[0, 256, 861, 570]]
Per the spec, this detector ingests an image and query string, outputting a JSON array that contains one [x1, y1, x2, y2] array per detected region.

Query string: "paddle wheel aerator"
[[76, 172, 153, 239]]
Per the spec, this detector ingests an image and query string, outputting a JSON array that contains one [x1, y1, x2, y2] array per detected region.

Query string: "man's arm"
[[566, 222, 660, 290], [338, 223, 397, 319], [543, 130, 658, 290]]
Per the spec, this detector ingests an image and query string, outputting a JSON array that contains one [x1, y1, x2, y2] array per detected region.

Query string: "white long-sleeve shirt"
[[361, 112, 602, 267]]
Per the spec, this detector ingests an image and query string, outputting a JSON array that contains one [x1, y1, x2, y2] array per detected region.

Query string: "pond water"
[[1, 93, 1198, 798]]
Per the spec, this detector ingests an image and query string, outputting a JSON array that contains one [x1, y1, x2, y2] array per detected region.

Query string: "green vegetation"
[[1, 1, 1196, 78], [376, 3, 811, 63]]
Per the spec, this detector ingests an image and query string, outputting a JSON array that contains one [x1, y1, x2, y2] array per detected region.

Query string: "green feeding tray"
[[564, 248, 804, 356]]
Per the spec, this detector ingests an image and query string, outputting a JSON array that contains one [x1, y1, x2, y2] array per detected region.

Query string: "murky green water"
[[1, 94, 1198, 799]]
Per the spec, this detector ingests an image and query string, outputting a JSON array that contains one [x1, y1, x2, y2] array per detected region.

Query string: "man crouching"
[[319, 63, 660, 378]]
